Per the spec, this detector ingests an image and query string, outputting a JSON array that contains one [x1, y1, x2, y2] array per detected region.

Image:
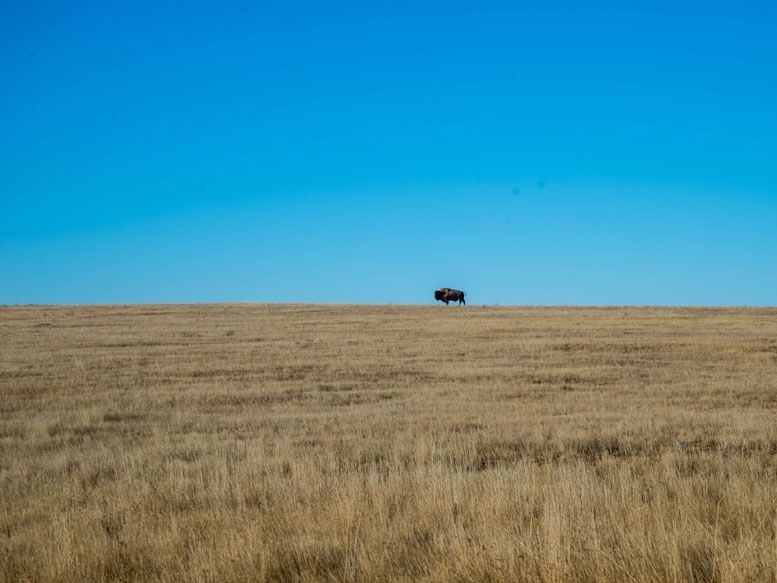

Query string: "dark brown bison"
[[434, 288, 466, 305]]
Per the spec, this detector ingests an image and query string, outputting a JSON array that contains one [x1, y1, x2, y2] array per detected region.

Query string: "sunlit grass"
[[2, 304, 776, 581]]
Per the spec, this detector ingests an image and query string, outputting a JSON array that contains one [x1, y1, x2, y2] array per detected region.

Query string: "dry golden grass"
[[2, 304, 777, 581]]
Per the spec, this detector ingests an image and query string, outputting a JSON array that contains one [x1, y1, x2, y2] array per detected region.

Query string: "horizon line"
[[1, 302, 775, 309]]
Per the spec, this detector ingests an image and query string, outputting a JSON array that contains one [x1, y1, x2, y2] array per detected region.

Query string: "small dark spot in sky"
[[28, 50, 36, 60], [537, 180, 546, 189], [512, 187, 520, 196]]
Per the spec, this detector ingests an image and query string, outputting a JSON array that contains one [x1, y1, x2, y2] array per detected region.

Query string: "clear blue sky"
[[2, 1, 775, 305]]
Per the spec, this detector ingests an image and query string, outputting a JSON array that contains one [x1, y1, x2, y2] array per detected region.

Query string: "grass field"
[[1, 304, 777, 581]]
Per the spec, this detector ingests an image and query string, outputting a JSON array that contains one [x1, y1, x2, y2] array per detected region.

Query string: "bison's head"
[[434, 290, 445, 301]]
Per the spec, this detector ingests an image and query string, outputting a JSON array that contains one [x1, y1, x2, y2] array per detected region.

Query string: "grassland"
[[1, 304, 777, 581]]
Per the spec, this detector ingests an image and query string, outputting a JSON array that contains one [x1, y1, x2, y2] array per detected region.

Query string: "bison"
[[434, 288, 466, 305]]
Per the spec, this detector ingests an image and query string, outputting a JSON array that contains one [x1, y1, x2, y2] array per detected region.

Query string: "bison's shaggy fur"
[[435, 288, 465, 305]]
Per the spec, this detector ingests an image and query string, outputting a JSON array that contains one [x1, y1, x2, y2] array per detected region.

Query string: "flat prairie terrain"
[[1, 304, 777, 581]]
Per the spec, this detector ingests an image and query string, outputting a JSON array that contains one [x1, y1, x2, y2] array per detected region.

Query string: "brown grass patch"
[[1, 304, 777, 580]]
